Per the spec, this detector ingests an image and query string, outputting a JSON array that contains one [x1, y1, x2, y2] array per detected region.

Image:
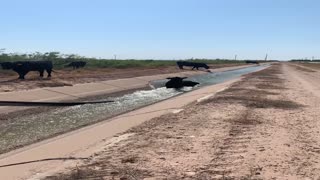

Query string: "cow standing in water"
[[165, 77, 199, 89], [0, 61, 53, 79]]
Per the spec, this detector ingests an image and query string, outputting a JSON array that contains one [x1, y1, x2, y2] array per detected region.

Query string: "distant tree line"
[[0, 51, 92, 63], [290, 59, 320, 62], [0, 51, 105, 69]]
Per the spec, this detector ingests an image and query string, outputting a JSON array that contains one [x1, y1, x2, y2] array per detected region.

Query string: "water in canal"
[[0, 65, 268, 153]]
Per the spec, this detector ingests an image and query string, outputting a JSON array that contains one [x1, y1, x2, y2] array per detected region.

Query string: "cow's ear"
[[182, 77, 188, 79]]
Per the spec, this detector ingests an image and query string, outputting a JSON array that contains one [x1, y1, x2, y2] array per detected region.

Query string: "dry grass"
[[46, 164, 152, 180], [255, 83, 287, 90], [223, 88, 279, 96], [121, 156, 139, 164], [229, 110, 262, 126], [204, 64, 301, 110], [213, 96, 301, 110], [294, 66, 316, 73], [246, 98, 302, 109], [293, 62, 320, 70]]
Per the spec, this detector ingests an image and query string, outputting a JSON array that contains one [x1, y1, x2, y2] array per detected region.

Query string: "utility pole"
[[265, 54, 268, 61], [235, 55, 237, 61], [114, 54, 117, 60]]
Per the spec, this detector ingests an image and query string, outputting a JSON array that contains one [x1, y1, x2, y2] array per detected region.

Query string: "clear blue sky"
[[1, 0, 320, 60]]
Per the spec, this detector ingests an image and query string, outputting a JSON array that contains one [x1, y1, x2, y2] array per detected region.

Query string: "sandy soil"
[[45, 63, 320, 179], [0, 64, 242, 93]]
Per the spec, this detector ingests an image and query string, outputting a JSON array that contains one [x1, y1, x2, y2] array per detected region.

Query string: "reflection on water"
[[0, 65, 267, 153]]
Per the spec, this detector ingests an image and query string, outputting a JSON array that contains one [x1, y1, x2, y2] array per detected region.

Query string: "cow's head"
[[204, 64, 210, 69], [0, 62, 13, 70]]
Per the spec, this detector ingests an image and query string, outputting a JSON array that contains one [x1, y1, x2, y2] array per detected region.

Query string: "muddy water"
[[0, 65, 267, 153]]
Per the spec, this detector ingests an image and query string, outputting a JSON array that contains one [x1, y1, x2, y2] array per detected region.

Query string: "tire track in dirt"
[[204, 111, 260, 179]]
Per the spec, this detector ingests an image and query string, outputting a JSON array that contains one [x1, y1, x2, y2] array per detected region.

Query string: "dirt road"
[[47, 63, 320, 179]]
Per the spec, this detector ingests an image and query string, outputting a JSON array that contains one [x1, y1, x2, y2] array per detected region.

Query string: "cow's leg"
[[18, 73, 25, 79], [47, 69, 52, 78], [39, 70, 44, 77], [192, 66, 195, 70]]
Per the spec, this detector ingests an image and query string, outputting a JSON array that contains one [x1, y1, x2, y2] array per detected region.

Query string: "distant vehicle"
[[176, 61, 210, 70], [66, 61, 87, 69], [0, 61, 53, 79]]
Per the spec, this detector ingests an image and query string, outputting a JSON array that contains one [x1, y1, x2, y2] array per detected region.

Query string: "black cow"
[[176, 61, 210, 70], [0, 62, 13, 70], [66, 61, 86, 69], [182, 80, 199, 87], [245, 60, 259, 64], [165, 77, 199, 89], [0, 61, 53, 79]]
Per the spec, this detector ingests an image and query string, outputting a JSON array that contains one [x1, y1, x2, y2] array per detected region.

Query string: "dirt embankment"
[[45, 63, 320, 179], [0, 64, 243, 93]]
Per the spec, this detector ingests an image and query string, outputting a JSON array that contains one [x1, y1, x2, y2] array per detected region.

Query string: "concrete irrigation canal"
[[0, 65, 267, 154]]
